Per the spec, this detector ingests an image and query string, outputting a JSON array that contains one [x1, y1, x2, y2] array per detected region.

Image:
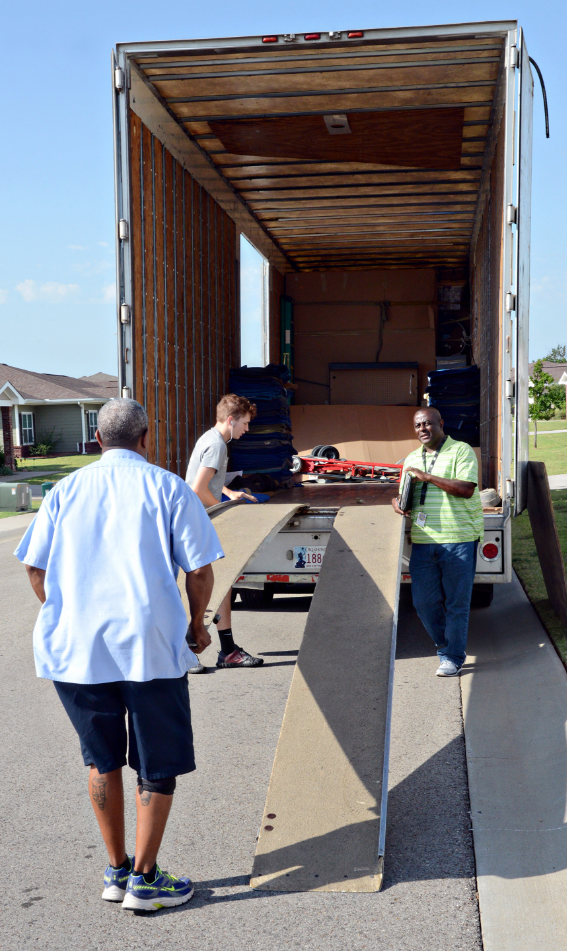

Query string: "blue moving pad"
[[426, 365, 480, 447], [221, 491, 270, 504], [229, 364, 295, 483]]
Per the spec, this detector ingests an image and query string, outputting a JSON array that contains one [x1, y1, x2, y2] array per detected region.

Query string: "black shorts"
[[54, 674, 195, 780]]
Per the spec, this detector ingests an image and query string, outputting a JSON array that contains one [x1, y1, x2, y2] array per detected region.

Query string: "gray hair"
[[97, 398, 149, 447]]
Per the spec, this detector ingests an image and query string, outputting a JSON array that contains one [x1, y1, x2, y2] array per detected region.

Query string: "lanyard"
[[419, 437, 447, 506]]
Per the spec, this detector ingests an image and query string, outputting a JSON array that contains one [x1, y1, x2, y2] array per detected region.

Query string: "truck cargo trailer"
[[112, 19, 533, 599], [112, 20, 536, 891]]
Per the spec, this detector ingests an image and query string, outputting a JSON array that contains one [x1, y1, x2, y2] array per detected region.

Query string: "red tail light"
[[482, 543, 499, 560], [304, 33, 321, 41], [262, 36, 278, 43], [348, 31, 364, 38]]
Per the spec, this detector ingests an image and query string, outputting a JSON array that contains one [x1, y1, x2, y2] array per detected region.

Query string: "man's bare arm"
[[26, 565, 46, 603], [191, 467, 221, 509], [185, 563, 214, 653], [405, 466, 476, 499]]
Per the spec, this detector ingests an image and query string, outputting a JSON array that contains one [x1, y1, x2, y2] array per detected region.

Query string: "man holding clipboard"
[[392, 407, 483, 677]]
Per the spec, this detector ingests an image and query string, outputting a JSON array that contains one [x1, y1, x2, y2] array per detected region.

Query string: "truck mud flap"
[[250, 504, 404, 893], [177, 502, 302, 626]]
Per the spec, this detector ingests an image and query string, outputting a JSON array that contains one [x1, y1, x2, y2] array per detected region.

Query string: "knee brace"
[[137, 775, 177, 796]]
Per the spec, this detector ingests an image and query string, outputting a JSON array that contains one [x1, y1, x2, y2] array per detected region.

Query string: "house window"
[[20, 412, 35, 445], [87, 411, 98, 442]]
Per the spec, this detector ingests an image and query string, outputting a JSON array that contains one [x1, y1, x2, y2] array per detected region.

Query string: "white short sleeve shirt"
[[14, 449, 224, 684]]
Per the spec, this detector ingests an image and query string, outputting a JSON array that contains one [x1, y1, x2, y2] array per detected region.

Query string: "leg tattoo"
[[91, 777, 107, 811], [139, 789, 152, 807]]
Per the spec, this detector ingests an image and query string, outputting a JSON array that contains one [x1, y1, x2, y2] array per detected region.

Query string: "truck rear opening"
[[113, 20, 532, 590], [113, 20, 535, 892]]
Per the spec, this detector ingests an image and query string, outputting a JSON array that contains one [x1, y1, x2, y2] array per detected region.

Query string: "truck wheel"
[[471, 584, 494, 609], [311, 445, 324, 456], [318, 445, 340, 459], [291, 455, 303, 473], [239, 587, 275, 609]]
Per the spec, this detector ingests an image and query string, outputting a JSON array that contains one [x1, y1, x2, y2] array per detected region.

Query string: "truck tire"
[[471, 583, 494, 609], [311, 445, 324, 456], [291, 455, 303, 473], [318, 445, 340, 459], [239, 587, 275, 609]]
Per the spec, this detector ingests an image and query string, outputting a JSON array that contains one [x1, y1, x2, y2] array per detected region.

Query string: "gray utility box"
[[0, 483, 33, 512]]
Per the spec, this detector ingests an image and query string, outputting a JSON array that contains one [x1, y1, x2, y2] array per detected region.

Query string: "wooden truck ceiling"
[[132, 34, 505, 271]]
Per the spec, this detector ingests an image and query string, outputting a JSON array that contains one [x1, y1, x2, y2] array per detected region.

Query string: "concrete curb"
[[462, 575, 567, 950]]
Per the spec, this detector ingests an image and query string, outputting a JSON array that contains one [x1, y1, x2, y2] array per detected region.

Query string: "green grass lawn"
[[512, 488, 567, 664], [527, 432, 567, 476], [0, 455, 101, 519], [14, 454, 101, 484], [529, 419, 567, 431], [0, 499, 42, 520]]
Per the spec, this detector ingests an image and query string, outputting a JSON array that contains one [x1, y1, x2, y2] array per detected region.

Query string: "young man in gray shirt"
[[186, 394, 264, 671]]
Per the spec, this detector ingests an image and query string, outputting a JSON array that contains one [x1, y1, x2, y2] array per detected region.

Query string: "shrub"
[[0, 448, 4, 467], [30, 428, 63, 457]]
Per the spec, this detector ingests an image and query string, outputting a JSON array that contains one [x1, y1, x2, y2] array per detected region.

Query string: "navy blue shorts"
[[54, 675, 195, 780]]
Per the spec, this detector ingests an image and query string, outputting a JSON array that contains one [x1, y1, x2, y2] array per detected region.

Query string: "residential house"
[[0, 364, 118, 470], [527, 361, 567, 410]]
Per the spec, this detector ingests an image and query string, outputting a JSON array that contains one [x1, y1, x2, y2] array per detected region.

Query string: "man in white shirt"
[[186, 393, 264, 671], [15, 398, 224, 912]]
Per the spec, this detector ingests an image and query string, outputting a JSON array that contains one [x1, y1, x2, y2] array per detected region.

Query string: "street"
[[1, 521, 480, 951]]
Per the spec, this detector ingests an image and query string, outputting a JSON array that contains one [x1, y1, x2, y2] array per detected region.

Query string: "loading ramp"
[[180, 495, 404, 890]]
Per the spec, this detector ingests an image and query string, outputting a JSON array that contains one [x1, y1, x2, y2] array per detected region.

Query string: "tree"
[[529, 359, 555, 447], [544, 344, 567, 363]]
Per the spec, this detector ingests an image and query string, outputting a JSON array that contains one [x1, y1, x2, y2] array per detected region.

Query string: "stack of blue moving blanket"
[[426, 365, 480, 446], [229, 365, 296, 480]]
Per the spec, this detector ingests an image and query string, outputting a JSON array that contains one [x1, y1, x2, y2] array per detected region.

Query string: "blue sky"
[[1, 0, 564, 376]]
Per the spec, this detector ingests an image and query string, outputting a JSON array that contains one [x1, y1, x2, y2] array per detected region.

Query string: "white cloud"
[[0, 289, 7, 304], [68, 244, 88, 250], [98, 241, 109, 247], [15, 279, 80, 302], [102, 282, 116, 303]]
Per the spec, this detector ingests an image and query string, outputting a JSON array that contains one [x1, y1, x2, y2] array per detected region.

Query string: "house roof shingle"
[[528, 362, 567, 385], [0, 364, 118, 402]]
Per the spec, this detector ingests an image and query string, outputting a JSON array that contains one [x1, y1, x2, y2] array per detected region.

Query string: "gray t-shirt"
[[186, 428, 228, 502]]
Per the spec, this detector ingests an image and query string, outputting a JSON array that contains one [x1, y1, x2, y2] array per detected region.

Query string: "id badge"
[[416, 511, 427, 528]]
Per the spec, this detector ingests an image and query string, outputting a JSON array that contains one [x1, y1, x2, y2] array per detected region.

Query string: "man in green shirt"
[[392, 407, 483, 677]]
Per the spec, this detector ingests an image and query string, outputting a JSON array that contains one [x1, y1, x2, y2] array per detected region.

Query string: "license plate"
[[293, 546, 326, 570]]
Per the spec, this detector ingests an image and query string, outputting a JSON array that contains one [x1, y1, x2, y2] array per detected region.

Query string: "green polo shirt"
[[402, 435, 484, 544]]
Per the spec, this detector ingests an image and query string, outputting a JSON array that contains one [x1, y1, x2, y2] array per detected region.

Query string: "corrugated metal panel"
[[130, 112, 239, 474]]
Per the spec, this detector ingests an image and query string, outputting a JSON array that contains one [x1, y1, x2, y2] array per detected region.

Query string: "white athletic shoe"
[[436, 659, 462, 677]]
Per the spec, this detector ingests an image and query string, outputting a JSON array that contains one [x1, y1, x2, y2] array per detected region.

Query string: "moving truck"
[[112, 20, 535, 605]]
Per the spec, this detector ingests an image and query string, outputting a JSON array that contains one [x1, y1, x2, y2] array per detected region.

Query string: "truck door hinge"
[[506, 479, 515, 499], [119, 219, 129, 241], [505, 292, 516, 313], [505, 379, 515, 399], [507, 204, 517, 224], [114, 67, 125, 91], [122, 386, 132, 399], [509, 46, 519, 68], [120, 303, 131, 324]]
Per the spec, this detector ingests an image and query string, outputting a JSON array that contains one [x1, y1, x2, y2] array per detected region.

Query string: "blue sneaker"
[[122, 865, 194, 911], [102, 856, 134, 902]]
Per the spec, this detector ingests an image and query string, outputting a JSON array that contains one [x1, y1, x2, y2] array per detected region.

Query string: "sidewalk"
[[463, 575, 567, 950], [0, 511, 35, 534], [0, 469, 58, 483]]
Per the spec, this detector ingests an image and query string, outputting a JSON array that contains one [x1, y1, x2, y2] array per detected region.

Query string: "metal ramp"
[[177, 501, 302, 624], [250, 503, 404, 892]]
